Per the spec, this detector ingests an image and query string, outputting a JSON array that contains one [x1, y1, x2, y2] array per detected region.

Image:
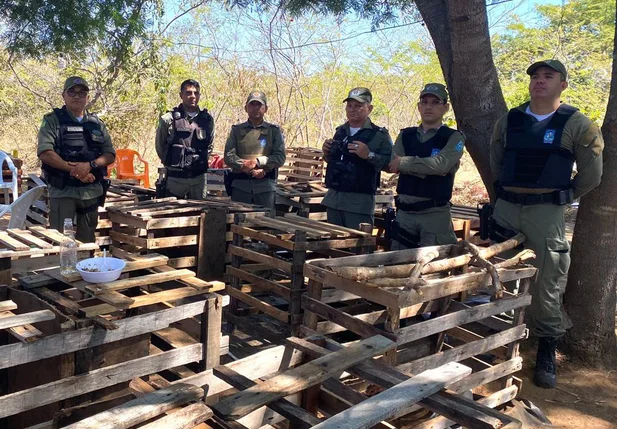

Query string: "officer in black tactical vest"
[[155, 79, 214, 199], [388, 83, 465, 248], [38, 76, 116, 243], [224, 90, 286, 213], [322, 87, 392, 230], [491, 60, 604, 388]]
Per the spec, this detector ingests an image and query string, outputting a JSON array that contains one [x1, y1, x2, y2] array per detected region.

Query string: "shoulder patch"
[[455, 141, 464, 152]]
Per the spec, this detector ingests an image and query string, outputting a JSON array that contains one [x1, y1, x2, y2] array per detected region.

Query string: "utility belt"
[[395, 196, 449, 212], [224, 169, 277, 197], [390, 221, 420, 249], [166, 169, 205, 179], [497, 188, 573, 206], [476, 202, 524, 246]]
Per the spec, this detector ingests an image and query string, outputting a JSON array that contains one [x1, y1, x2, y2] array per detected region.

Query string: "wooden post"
[[358, 223, 373, 255], [229, 213, 246, 316], [502, 277, 531, 388], [301, 279, 324, 335], [0, 257, 11, 287], [290, 231, 308, 336], [197, 209, 227, 281], [200, 293, 223, 371], [383, 307, 400, 365]]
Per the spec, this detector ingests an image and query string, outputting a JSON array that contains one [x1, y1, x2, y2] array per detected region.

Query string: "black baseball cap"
[[527, 60, 567, 80], [63, 76, 89, 91]]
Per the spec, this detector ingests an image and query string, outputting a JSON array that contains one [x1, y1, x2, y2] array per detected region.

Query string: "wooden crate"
[[300, 234, 535, 394], [109, 182, 157, 201], [0, 225, 99, 284], [96, 186, 139, 248], [226, 213, 376, 334], [107, 197, 269, 279], [276, 181, 395, 221], [278, 146, 325, 183], [2, 253, 226, 428]]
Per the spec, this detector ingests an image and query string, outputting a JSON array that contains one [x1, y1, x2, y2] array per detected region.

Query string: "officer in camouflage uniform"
[[490, 60, 604, 388], [322, 87, 392, 230], [38, 76, 116, 243], [155, 79, 214, 199], [224, 90, 286, 212], [389, 83, 465, 249]]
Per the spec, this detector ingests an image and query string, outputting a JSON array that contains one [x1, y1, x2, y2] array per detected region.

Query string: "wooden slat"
[[0, 231, 30, 250], [311, 362, 471, 429], [0, 310, 43, 342], [0, 300, 17, 312], [29, 226, 68, 244], [85, 269, 196, 295], [0, 309, 55, 330], [212, 335, 395, 420], [225, 285, 290, 323], [63, 384, 204, 429], [139, 402, 214, 429], [7, 229, 53, 249]]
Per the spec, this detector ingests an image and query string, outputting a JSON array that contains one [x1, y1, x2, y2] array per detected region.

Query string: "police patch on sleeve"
[[40, 119, 47, 130], [431, 148, 440, 157], [455, 141, 464, 152]]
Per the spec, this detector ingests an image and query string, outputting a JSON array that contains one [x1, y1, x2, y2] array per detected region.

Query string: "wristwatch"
[[368, 151, 376, 160], [89, 160, 98, 169]]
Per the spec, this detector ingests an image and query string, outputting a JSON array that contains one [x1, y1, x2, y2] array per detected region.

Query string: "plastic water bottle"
[[60, 218, 78, 276]]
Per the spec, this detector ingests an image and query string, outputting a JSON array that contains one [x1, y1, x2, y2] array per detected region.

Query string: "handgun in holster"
[[384, 207, 396, 243], [156, 168, 168, 198], [477, 202, 493, 240], [99, 179, 111, 207]]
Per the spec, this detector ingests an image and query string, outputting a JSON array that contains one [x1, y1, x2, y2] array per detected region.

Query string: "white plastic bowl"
[[76, 257, 126, 283]]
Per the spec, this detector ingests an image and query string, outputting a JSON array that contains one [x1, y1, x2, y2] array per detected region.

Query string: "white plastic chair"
[[0, 151, 19, 204], [0, 185, 46, 229]]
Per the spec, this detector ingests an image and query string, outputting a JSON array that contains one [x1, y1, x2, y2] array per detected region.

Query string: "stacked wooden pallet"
[[1, 254, 226, 428], [278, 146, 325, 182], [96, 186, 140, 248], [227, 213, 376, 334], [276, 181, 395, 220], [107, 197, 268, 279], [300, 234, 535, 405]]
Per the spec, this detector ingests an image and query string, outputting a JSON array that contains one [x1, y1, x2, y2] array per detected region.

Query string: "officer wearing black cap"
[[491, 59, 604, 389], [38, 76, 116, 243], [224, 90, 286, 212], [322, 87, 392, 230], [155, 79, 214, 199]]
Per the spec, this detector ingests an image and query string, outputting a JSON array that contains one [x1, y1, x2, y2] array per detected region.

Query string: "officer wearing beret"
[[155, 79, 214, 199], [322, 87, 392, 230], [38, 76, 116, 243], [224, 90, 286, 212], [389, 83, 465, 248], [491, 59, 604, 388]]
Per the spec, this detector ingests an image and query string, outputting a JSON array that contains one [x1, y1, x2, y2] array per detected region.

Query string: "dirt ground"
[[515, 341, 617, 429]]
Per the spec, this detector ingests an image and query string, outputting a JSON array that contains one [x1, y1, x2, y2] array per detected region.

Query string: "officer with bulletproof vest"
[[322, 87, 392, 229], [155, 79, 214, 199], [38, 76, 116, 243], [490, 60, 604, 389], [224, 90, 286, 213], [388, 83, 465, 248]]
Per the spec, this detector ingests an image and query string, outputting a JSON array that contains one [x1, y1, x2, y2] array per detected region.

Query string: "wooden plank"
[[212, 335, 395, 420], [0, 309, 55, 330], [0, 310, 44, 342], [0, 344, 203, 419], [63, 383, 204, 429], [395, 294, 531, 345], [146, 215, 201, 230], [28, 226, 68, 244], [311, 362, 471, 429], [0, 231, 30, 250], [139, 402, 214, 429], [7, 229, 53, 249], [231, 225, 295, 251], [229, 245, 293, 273], [200, 294, 222, 371], [226, 285, 290, 323], [109, 229, 148, 247], [228, 266, 291, 301], [285, 214, 372, 237], [213, 366, 322, 428], [147, 235, 198, 249], [0, 300, 17, 312], [0, 299, 211, 369], [449, 300, 513, 332], [85, 269, 196, 295]]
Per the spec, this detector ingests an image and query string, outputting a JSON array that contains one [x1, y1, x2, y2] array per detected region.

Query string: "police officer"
[[224, 90, 286, 213], [155, 79, 214, 199], [322, 87, 392, 229], [38, 76, 116, 243], [388, 83, 465, 249], [490, 60, 604, 388]]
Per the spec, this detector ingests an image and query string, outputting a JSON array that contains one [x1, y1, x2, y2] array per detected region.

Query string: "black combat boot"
[[534, 337, 558, 388]]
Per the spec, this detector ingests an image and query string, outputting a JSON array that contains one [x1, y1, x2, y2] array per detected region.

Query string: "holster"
[[223, 170, 234, 197], [477, 202, 493, 240], [156, 168, 168, 198], [99, 179, 111, 207], [383, 207, 396, 243]]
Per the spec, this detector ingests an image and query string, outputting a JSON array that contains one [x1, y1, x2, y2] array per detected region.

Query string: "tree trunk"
[[414, 0, 508, 200], [563, 5, 617, 366]]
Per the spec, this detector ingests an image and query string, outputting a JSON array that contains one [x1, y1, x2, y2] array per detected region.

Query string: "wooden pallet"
[[300, 234, 535, 395], [278, 146, 325, 183], [227, 213, 376, 334], [95, 186, 140, 248], [107, 197, 269, 279]]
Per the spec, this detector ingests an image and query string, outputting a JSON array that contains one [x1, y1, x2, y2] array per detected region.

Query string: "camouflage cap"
[[420, 83, 448, 102], [246, 90, 267, 106], [343, 87, 372, 104], [526, 59, 567, 80], [63, 76, 89, 91]]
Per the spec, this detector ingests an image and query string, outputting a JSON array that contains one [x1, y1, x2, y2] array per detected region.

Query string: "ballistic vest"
[[396, 126, 457, 201], [165, 105, 214, 171], [500, 103, 577, 190]]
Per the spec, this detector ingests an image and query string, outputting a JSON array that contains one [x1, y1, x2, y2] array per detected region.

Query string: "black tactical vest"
[[396, 126, 457, 201], [500, 103, 577, 189], [41, 107, 106, 189], [165, 105, 214, 171], [325, 124, 381, 194]]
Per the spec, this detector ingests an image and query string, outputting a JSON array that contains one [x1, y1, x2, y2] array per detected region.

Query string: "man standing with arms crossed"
[[490, 60, 604, 388], [388, 83, 465, 248], [322, 87, 392, 230]]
